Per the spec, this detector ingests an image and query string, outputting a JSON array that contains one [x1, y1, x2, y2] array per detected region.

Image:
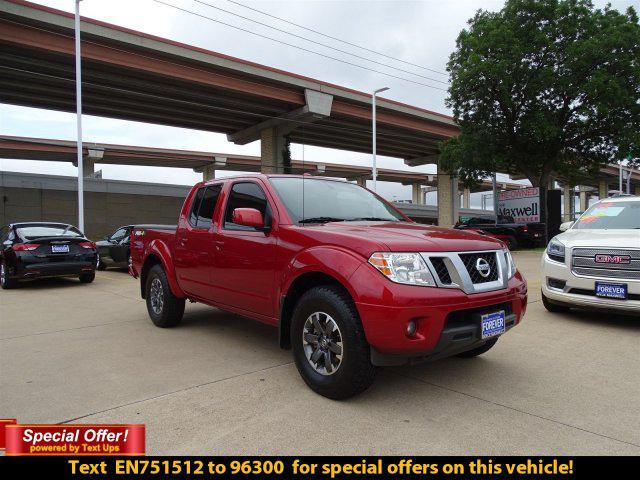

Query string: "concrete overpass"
[[0, 135, 525, 208], [0, 0, 466, 224]]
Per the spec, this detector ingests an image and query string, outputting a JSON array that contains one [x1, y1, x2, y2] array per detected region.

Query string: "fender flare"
[[277, 246, 365, 348], [142, 240, 185, 298]]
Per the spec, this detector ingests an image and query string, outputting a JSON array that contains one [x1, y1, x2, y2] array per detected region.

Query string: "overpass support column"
[[73, 157, 95, 177], [437, 163, 459, 227], [563, 185, 573, 222], [260, 127, 286, 174], [579, 190, 589, 213], [194, 162, 220, 181], [462, 188, 471, 209], [411, 183, 424, 205], [598, 179, 608, 199], [356, 177, 367, 188]]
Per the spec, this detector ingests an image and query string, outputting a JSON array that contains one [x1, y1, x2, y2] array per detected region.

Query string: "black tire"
[[505, 236, 518, 250], [291, 285, 376, 400], [0, 260, 18, 290], [96, 256, 107, 270], [542, 291, 570, 313], [456, 337, 499, 358], [79, 271, 95, 283], [145, 264, 185, 328]]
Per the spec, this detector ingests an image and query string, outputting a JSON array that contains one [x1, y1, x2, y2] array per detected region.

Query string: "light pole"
[[371, 87, 389, 192], [75, 0, 84, 232]]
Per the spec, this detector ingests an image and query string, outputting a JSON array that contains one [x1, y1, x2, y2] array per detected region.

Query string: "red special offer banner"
[[0, 419, 17, 450], [4, 424, 145, 456]]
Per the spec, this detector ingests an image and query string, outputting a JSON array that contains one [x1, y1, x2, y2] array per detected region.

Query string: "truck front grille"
[[459, 252, 499, 283], [430, 257, 452, 285], [571, 248, 640, 281], [422, 250, 507, 294]]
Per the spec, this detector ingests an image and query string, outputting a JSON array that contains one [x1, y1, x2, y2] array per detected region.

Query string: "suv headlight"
[[504, 249, 517, 278], [368, 252, 436, 287], [546, 237, 565, 263]]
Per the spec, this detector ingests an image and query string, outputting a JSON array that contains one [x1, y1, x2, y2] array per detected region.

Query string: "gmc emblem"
[[594, 254, 631, 264]]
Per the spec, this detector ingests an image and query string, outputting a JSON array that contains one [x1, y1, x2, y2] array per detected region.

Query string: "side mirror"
[[559, 221, 574, 232], [232, 208, 266, 230]]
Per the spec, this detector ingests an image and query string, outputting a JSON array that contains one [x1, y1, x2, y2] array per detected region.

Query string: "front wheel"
[[542, 291, 570, 313], [145, 264, 185, 328], [291, 286, 376, 400]]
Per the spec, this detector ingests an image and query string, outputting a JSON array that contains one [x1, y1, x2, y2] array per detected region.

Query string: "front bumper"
[[541, 253, 640, 313], [350, 263, 527, 362]]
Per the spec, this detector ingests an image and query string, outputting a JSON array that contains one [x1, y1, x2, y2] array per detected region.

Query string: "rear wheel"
[[291, 286, 376, 400], [456, 337, 498, 358], [79, 271, 95, 283], [0, 261, 18, 289], [542, 291, 570, 313], [145, 264, 185, 328]]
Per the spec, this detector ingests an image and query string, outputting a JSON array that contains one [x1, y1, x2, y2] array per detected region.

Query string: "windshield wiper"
[[299, 217, 347, 224], [347, 217, 400, 222]]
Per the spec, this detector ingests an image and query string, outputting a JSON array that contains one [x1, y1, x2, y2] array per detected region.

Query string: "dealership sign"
[[498, 187, 540, 223]]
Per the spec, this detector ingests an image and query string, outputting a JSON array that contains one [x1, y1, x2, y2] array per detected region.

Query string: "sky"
[[0, 0, 635, 206]]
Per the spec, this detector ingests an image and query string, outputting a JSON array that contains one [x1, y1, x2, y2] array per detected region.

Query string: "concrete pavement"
[[1, 251, 639, 455]]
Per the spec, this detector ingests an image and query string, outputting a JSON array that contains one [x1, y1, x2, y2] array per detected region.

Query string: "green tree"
[[441, 0, 640, 221]]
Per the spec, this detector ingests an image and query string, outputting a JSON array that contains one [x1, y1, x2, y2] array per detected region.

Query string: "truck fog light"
[[406, 320, 417, 337]]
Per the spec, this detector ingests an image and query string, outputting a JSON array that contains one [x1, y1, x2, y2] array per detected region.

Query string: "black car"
[[0, 222, 97, 289], [96, 225, 133, 270], [454, 216, 546, 249]]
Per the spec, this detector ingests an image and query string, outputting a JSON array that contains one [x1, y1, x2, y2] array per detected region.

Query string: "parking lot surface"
[[1, 251, 639, 455]]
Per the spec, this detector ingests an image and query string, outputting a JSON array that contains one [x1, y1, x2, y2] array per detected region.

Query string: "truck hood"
[[556, 229, 640, 249], [298, 221, 505, 257]]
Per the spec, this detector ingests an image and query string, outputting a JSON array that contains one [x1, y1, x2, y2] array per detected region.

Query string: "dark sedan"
[[96, 225, 133, 270], [0, 222, 97, 289]]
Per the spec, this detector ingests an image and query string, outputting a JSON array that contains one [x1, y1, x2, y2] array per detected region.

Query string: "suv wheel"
[[0, 261, 18, 289], [291, 286, 376, 399], [541, 291, 570, 313], [145, 264, 185, 327]]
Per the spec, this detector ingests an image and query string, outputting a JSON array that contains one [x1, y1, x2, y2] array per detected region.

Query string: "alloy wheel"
[[150, 277, 164, 315], [302, 311, 343, 375]]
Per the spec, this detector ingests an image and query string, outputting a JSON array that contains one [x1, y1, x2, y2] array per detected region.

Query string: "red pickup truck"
[[130, 175, 527, 399]]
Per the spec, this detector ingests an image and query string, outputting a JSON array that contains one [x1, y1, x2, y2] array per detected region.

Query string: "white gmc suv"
[[541, 196, 640, 315]]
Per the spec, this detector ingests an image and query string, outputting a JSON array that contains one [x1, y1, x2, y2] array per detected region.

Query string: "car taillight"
[[79, 242, 96, 250], [14, 244, 39, 251], [522, 225, 528, 232]]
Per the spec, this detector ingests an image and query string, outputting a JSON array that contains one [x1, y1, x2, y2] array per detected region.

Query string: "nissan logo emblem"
[[475, 257, 491, 278]]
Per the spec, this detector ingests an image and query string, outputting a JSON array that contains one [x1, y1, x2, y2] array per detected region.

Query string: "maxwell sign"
[[498, 187, 540, 223]]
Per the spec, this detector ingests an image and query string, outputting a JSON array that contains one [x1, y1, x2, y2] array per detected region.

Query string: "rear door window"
[[195, 184, 222, 229]]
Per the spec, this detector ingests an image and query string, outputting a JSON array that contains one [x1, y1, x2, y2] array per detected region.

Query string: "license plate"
[[595, 282, 627, 300], [481, 310, 506, 339], [51, 244, 69, 253]]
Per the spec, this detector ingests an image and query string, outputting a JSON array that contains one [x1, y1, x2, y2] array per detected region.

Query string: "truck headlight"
[[368, 252, 436, 287], [504, 250, 517, 279], [546, 237, 565, 263]]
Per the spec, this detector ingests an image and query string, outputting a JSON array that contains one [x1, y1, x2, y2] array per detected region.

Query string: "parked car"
[[454, 216, 546, 249], [541, 196, 640, 315], [129, 175, 528, 399], [0, 222, 97, 289], [96, 225, 133, 270]]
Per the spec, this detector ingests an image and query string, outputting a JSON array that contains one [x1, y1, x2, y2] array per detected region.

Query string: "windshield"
[[573, 200, 640, 230], [269, 177, 406, 224], [16, 224, 83, 239]]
